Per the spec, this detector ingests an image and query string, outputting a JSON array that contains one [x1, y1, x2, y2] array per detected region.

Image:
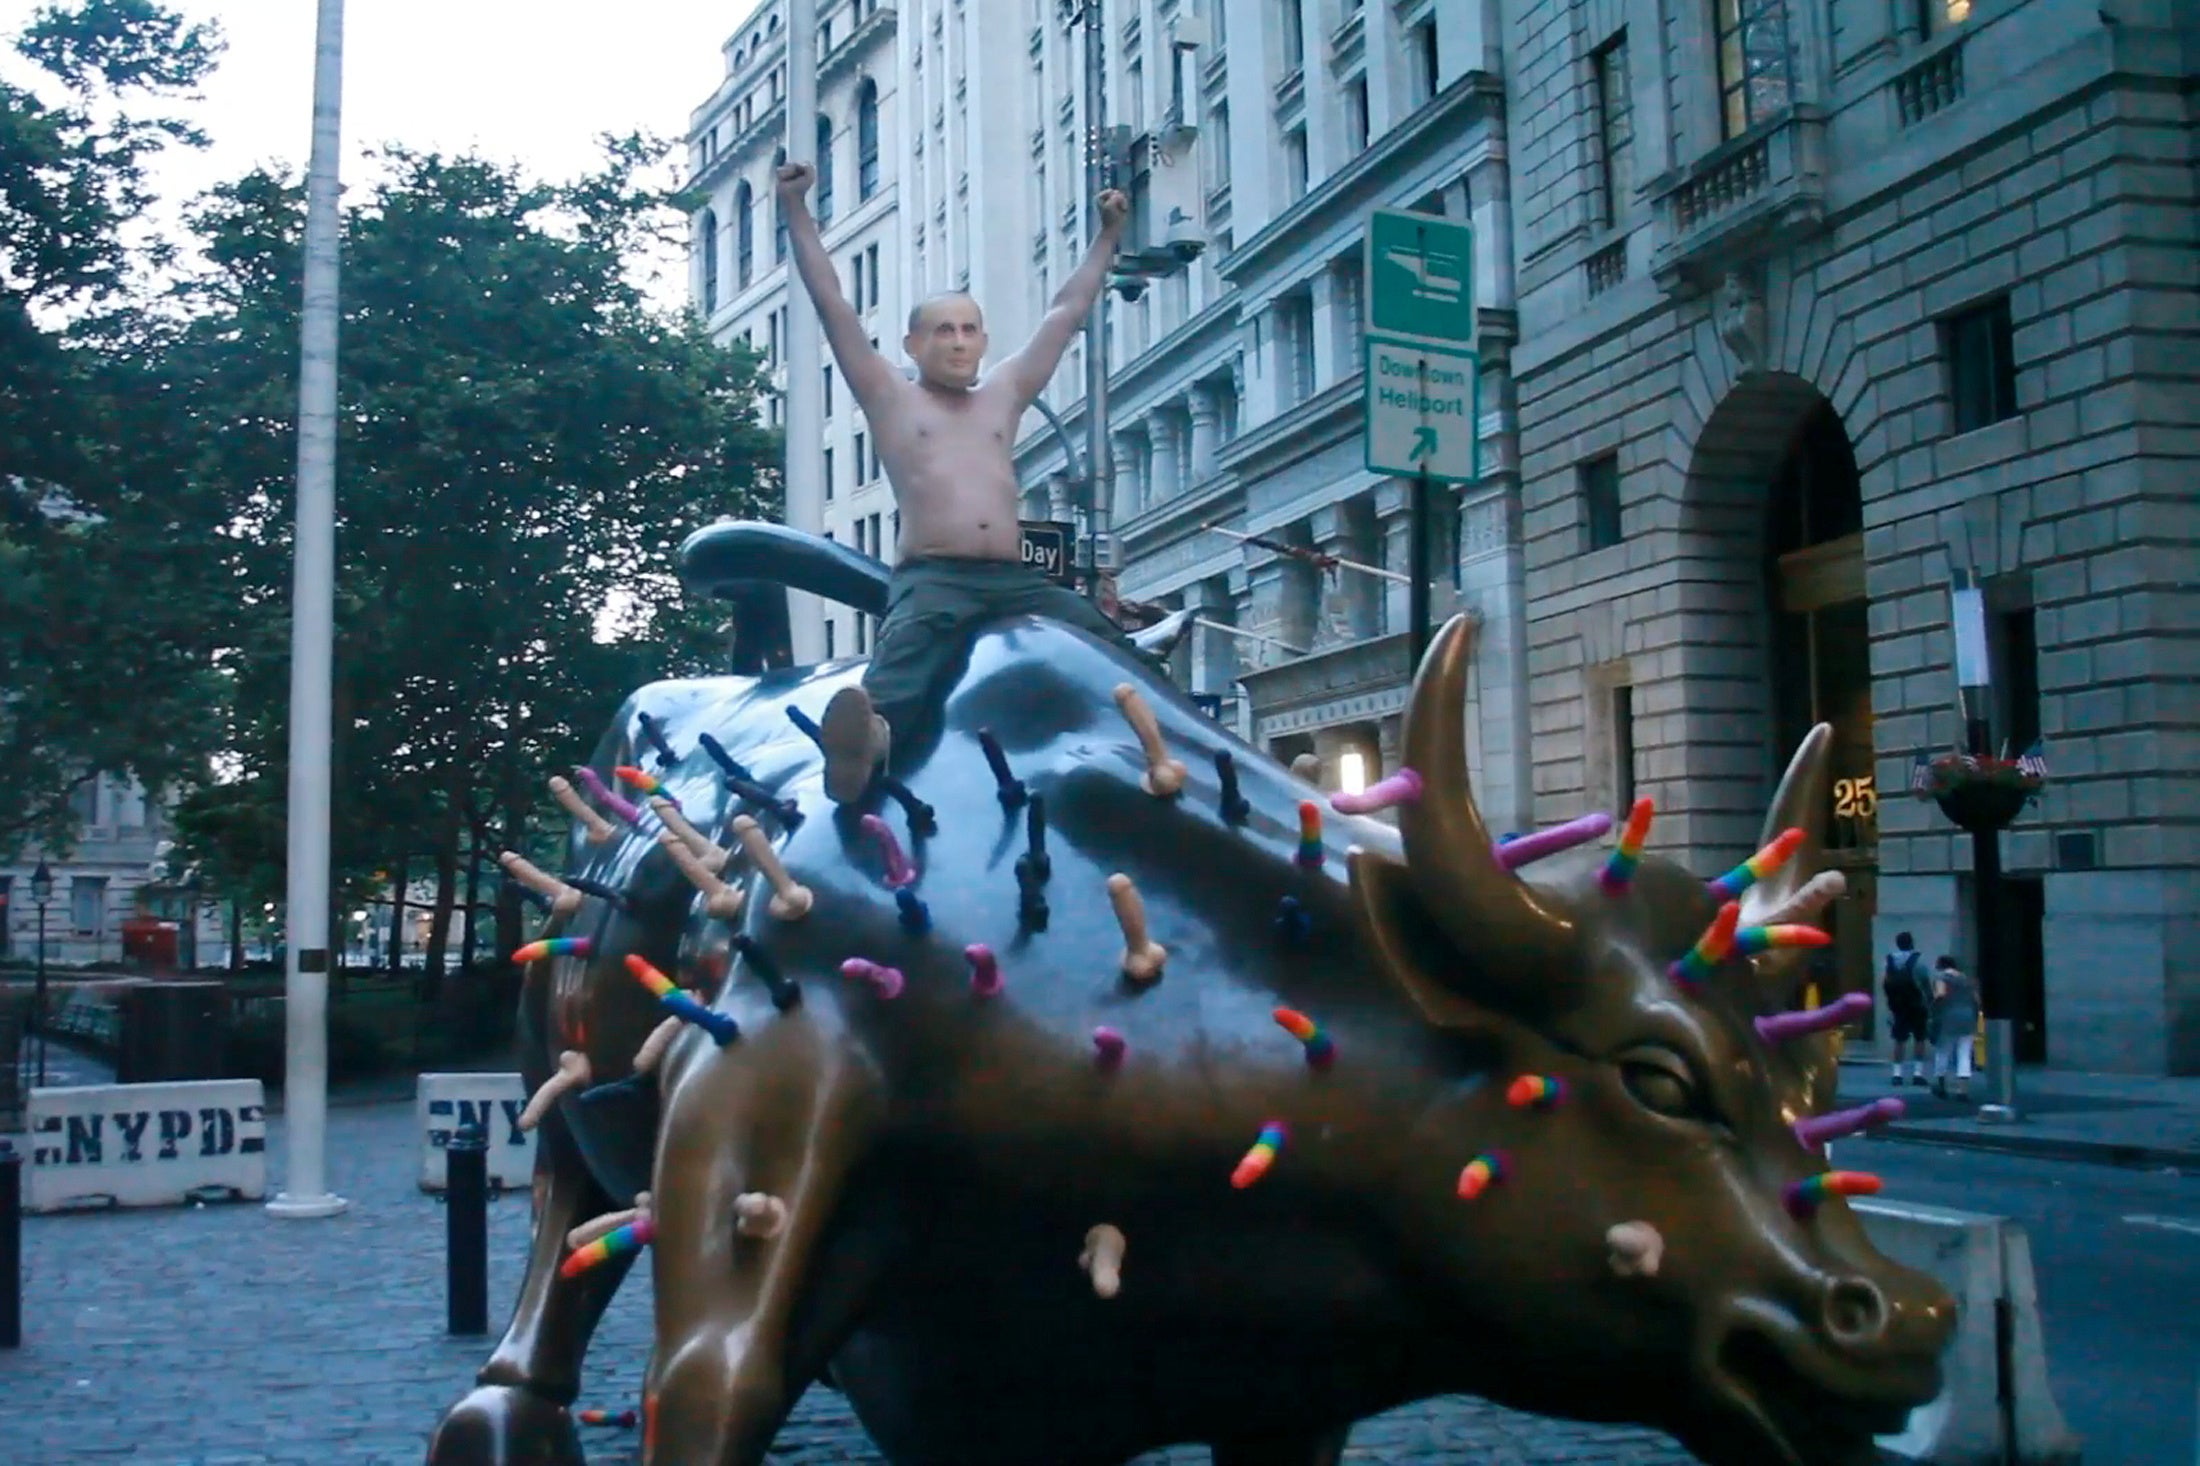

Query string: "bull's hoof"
[[425, 1384, 587, 1466]]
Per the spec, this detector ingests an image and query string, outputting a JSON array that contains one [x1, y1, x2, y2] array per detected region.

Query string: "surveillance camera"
[[1164, 209, 1205, 263], [1111, 273, 1147, 302]]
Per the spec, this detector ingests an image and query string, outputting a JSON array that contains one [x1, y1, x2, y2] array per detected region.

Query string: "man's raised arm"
[[775, 163, 901, 408], [996, 190, 1130, 404]]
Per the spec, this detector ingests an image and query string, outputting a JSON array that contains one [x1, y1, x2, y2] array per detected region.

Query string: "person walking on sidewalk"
[[1930, 955, 1980, 1100], [1882, 932, 1932, 1087], [771, 161, 1164, 806]]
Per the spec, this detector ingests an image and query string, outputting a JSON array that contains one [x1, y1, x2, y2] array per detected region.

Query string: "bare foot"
[[820, 686, 890, 804]]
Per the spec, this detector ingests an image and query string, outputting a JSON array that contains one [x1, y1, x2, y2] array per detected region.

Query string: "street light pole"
[[1072, 0, 1112, 603], [782, 0, 824, 660], [268, 0, 350, 1219], [1949, 571, 2019, 1123]]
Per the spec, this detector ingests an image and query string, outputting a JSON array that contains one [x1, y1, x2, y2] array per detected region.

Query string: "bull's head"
[[1349, 616, 1953, 1466]]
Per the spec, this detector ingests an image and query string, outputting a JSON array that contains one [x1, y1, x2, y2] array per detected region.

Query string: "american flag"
[[1909, 753, 1930, 794], [2015, 740, 2048, 778]]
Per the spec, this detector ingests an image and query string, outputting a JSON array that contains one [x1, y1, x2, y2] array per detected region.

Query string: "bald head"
[[904, 291, 988, 390], [907, 291, 982, 334]]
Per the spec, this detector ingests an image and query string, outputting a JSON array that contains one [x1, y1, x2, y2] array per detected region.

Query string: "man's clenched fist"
[[775, 161, 815, 198]]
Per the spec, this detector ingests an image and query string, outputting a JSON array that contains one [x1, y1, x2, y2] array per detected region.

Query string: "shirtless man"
[[775, 160, 1162, 804]]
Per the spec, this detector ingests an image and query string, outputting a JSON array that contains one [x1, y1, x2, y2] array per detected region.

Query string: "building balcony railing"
[[1892, 34, 1966, 128], [1647, 106, 1828, 291]]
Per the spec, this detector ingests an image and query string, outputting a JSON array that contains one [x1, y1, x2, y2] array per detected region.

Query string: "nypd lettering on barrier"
[[417, 1071, 535, 1191], [26, 1080, 268, 1211]]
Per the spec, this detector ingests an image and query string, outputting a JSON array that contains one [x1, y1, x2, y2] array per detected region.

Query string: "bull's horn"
[[1397, 616, 1582, 980], [1738, 724, 1835, 932]]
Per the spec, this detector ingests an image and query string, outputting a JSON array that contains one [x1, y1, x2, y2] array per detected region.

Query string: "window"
[[1996, 608, 2041, 752], [1344, 77, 1370, 153], [773, 148, 790, 260], [854, 517, 868, 556], [1125, 57, 1144, 131], [699, 208, 720, 314], [857, 80, 880, 199], [1916, 0, 1973, 38], [853, 430, 867, 481], [869, 433, 881, 481], [864, 243, 880, 308], [69, 778, 98, 825], [824, 446, 836, 501], [1592, 36, 1635, 227], [869, 512, 883, 562], [768, 310, 781, 365], [1580, 453, 1623, 549], [1283, 293, 1316, 403], [1613, 686, 1637, 808], [851, 252, 864, 309], [824, 365, 835, 418], [1411, 20, 1439, 104], [1944, 296, 2017, 434], [815, 115, 836, 222], [1204, 102, 1231, 192], [1284, 127, 1309, 201], [70, 876, 107, 935], [856, 614, 869, 653], [892, 509, 901, 543], [1711, 0, 1793, 139], [735, 182, 754, 286], [825, 620, 837, 658], [1278, 0, 1303, 71]]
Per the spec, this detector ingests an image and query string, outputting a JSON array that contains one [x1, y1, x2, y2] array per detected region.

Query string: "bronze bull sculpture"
[[427, 526, 1953, 1466]]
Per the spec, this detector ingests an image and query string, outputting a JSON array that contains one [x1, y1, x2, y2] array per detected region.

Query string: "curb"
[[1861, 1122, 2200, 1174]]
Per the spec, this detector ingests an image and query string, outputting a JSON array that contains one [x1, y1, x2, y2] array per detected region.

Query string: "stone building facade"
[[1504, 0, 2196, 1071], [1011, 1, 1531, 828]]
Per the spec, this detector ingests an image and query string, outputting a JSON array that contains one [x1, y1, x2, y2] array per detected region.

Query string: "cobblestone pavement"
[[0, 1101, 1702, 1465]]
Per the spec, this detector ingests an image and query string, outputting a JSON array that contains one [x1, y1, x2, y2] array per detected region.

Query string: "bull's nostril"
[[1824, 1278, 1889, 1345]]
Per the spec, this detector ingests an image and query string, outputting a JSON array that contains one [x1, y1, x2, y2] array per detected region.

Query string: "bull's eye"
[[1618, 1048, 1708, 1121]]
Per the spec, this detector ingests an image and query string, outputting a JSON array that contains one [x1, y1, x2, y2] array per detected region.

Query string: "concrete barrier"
[[25, 1080, 267, 1211], [416, 1072, 532, 1193], [1857, 1198, 2082, 1466]]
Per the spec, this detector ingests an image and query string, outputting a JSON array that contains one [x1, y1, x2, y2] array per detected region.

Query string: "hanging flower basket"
[[1913, 752, 2043, 835]]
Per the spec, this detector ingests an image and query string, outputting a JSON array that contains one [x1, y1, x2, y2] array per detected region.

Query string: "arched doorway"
[[1761, 399, 1877, 1023]]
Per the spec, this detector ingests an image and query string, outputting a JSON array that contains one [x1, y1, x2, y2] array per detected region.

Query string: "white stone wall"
[[1506, 2, 2198, 1072]]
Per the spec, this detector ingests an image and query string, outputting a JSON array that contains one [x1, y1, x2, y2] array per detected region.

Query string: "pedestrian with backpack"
[[1882, 932, 1931, 1086]]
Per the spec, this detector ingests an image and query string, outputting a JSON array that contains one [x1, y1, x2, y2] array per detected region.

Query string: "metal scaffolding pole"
[[783, 0, 825, 660]]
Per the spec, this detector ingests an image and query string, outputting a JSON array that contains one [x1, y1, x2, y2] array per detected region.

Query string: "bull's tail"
[[677, 520, 1194, 666]]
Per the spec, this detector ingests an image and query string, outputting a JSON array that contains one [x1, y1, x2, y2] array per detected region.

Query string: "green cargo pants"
[[863, 555, 1162, 754]]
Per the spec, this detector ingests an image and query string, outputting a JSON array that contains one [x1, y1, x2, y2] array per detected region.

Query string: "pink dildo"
[[965, 943, 1002, 997], [1755, 992, 1873, 1044], [840, 957, 905, 1000], [1092, 1027, 1127, 1068], [1329, 767, 1423, 816], [1492, 811, 1614, 871], [1793, 1097, 1905, 1152], [573, 766, 644, 826], [859, 813, 917, 888]]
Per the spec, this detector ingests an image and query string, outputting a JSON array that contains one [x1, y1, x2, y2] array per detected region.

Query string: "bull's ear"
[[1347, 847, 1497, 1032]]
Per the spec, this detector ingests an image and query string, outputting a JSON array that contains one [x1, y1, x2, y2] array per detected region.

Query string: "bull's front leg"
[[427, 1109, 642, 1466], [643, 1015, 886, 1466]]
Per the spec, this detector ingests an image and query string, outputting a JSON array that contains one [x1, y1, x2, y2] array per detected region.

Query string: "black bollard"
[[1, 1142, 21, 1349], [446, 1123, 489, 1336]]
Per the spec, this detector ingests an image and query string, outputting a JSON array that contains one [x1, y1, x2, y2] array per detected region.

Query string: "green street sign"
[[1363, 337, 1478, 485], [1364, 207, 1474, 350]]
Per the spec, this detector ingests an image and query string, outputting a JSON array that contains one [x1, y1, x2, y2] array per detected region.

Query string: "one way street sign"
[[1363, 337, 1478, 484]]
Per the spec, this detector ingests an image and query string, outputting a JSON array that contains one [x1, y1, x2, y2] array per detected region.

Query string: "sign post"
[[1362, 207, 1478, 676]]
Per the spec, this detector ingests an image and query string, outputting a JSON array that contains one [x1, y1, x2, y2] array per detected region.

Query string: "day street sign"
[[1364, 207, 1475, 351], [1363, 337, 1478, 484], [1019, 519, 1076, 585]]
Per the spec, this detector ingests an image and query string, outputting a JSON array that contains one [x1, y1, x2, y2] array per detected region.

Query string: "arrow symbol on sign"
[[1409, 426, 1438, 462]]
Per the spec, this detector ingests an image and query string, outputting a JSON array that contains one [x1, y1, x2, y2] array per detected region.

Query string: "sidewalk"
[[1836, 1059, 2200, 1172]]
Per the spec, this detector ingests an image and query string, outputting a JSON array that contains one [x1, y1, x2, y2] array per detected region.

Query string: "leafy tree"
[[169, 141, 779, 986], [0, 0, 229, 859]]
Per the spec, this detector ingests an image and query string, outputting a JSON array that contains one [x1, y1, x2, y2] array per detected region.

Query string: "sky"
[[3, 0, 761, 306]]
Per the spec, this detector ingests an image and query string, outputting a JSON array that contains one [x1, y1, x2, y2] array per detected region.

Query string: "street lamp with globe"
[[30, 859, 52, 1087]]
